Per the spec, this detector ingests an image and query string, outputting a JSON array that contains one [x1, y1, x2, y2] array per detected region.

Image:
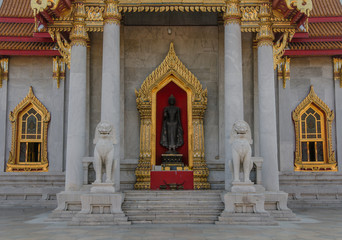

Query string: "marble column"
[[223, 0, 244, 191], [101, 0, 122, 191], [0, 60, 8, 173], [65, 2, 89, 191], [256, 4, 279, 192]]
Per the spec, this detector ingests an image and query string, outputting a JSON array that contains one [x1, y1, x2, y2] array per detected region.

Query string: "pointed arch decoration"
[[135, 43, 210, 190], [7, 87, 51, 172], [292, 86, 337, 171]]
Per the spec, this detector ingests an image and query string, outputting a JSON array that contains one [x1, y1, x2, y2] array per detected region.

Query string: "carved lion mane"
[[229, 120, 253, 145]]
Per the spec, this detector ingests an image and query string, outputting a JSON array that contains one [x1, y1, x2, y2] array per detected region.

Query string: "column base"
[[215, 191, 277, 225], [71, 192, 131, 225], [264, 191, 298, 221], [49, 191, 84, 221]]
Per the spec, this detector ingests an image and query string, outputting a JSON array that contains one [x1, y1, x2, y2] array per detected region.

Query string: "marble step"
[[125, 193, 221, 200], [124, 210, 223, 215], [131, 220, 215, 224], [123, 191, 223, 223], [123, 205, 224, 210], [123, 200, 223, 207], [128, 215, 218, 223]]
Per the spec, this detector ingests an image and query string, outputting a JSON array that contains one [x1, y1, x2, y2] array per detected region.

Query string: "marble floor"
[[0, 207, 341, 240]]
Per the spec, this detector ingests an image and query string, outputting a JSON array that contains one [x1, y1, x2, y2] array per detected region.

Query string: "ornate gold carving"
[[277, 56, 290, 89], [256, 4, 274, 47], [273, 32, 290, 69], [31, 0, 53, 31], [285, 0, 313, 16], [70, 2, 89, 47], [86, 6, 104, 21], [0, 58, 9, 88], [240, 6, 259, 22], [40, 1, 301, 34], [55, 31, 71, 68], [53, 57, 66, 88], [135, 43, 209, 190], [223, 0, 241, 25], [104, 0, 121, 25], [292, 86, 337, 171], [7, 87, 51, 172], [333, 58, 342, 88]]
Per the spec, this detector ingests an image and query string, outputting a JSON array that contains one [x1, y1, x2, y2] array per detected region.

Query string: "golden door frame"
[[292, 86, 337, 171], [151, 75, 193, 167], [135, 43, 210, 190]]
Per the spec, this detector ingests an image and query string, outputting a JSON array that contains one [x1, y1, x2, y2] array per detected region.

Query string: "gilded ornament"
[[277, 57, 290, 89], [240, 6, 259, 22], [86, 6, 104, 21], [53, 57, 66, 88], [7, 87, 51, 172], [285, 0, 313, 16], [70, 2, 89, 47], [0, 58, 9, 88], [273, 32, 289, 69], [223, 0, 241, 25], [55, 32, 71, 68], [31, 0, 53, 31], [256, 4, 274, 47], [135, 43, 209, 190], [333, 58, 342, 88], [292, 86, 336, 172], [103, 0, 121, 25]]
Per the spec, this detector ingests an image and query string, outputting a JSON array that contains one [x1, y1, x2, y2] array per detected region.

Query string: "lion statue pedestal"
[[216, 120, 276, 225], [71, 122, 130, 225]]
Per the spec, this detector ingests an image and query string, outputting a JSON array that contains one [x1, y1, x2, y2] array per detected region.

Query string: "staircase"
[[122, 190, 224, 224]]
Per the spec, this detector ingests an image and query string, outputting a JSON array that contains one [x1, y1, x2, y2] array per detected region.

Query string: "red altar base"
[[150, 171, 194, 190]]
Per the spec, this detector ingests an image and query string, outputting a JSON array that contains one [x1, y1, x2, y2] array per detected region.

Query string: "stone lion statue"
[[229, 120, 253, 183], [93, 121, 117, 184]]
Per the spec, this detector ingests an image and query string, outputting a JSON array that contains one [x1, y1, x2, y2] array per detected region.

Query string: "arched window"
[[7, 87, 50, 172], [292, 86, 337, 171]]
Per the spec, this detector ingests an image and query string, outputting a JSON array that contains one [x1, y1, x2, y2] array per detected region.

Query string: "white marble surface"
[[65, 45, 88, 191], [0, 79, 8, 173], [257, 45, 279, 192], [101, 23, 121, 191], [335, 79, 342, 173], [224, 23, 244, 190]]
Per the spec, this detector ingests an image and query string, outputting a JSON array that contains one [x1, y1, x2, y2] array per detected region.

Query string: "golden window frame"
[[6, 87, 50, 172], [292, 86, 337, 171]]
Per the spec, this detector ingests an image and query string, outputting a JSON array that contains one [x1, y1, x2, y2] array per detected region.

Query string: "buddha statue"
[[160, 94, 184, 154]]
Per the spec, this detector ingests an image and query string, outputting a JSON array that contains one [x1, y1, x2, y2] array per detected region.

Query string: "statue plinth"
[[231, 181, 256, 193], [161, 153, 184, 168], [91, 183, 115, 193]]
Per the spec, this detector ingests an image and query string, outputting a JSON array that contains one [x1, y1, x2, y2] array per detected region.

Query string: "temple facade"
[[0, 0, 342, 217]]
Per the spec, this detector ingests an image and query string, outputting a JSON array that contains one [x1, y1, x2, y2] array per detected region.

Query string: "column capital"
[[223, 0, 241, 25], [256, 4, 274, 47], [103, 0, 122, 25], [70, 1, 88, 47]]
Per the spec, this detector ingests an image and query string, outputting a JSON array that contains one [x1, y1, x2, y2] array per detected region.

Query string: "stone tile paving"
[[0, 208, 341, 240]]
